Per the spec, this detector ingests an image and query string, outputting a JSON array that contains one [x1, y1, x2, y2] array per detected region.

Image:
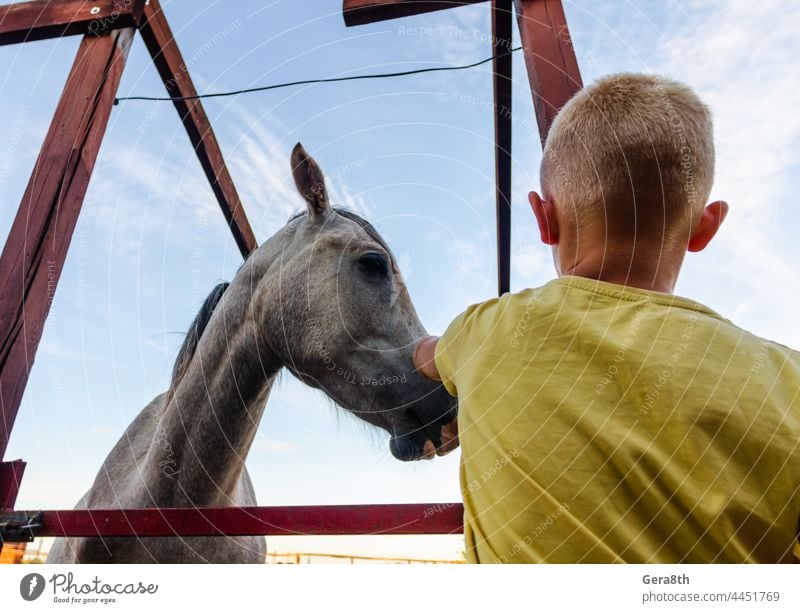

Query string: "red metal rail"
[[5, 504, 464, 539]]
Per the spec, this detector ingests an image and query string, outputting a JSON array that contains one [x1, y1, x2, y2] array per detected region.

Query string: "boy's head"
[[530, 73, 728, 291]]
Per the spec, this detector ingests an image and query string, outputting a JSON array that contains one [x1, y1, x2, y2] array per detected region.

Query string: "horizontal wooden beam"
[[343, 0, 487, 26], [514, 0, 582, 146], [0, 29, 135, 461], [0, 0, 145, 47], [4, 504, 464, 538], [138, 0, 257, 258]]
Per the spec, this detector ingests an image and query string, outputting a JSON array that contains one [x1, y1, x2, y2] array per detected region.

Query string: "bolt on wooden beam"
[[0, 0, 145, 47]]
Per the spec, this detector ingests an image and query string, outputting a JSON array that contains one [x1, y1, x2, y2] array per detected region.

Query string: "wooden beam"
[[492, 0, 513, 296], [0, 29, 134, 461], [0, 459, 25, 556], [0, 0, 144, 47], [343, 0, 486, 26], [0, 459, 24, 509], [3, 503, 464, 538], [514, 0, 582, 146], [138, 0, 257, 258]]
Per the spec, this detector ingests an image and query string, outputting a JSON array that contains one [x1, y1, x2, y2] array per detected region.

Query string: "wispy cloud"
[[253, 437, 298, 452], [651, 0, 800, 343]]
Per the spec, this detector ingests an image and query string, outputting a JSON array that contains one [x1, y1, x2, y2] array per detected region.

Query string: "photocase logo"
[[17, 571, 159, 604], [20, 573, 45, 601]]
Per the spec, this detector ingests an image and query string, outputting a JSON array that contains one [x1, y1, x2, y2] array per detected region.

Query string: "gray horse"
[[47, 144, 458, 563]]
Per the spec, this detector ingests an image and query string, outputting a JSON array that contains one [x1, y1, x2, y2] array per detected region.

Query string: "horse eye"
[[358, 252, 389, 277]]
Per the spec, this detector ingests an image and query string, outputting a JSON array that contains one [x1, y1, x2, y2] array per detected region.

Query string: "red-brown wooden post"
[[0, 459, 24, 509], [514, 0, 582, 146], [0, 28, 135, 466], [342, 0, 485, 26], [0, 458, 25, 554]]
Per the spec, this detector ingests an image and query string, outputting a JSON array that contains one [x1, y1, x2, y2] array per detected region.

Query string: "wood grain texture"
[[0, 459, 25, 554], [514, 0, 583, 146], [0, 0, 144, 46], [343, 0, 486, 26], [0, 29, 134, 459], [0, 459, 25, 509]]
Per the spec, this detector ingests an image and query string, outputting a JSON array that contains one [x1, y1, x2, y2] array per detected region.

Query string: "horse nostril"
[[390, 430, 434, 462]]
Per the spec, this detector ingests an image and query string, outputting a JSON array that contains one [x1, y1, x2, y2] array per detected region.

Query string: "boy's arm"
[[412, 335, 441, 381], [415, 307, 473, 396]]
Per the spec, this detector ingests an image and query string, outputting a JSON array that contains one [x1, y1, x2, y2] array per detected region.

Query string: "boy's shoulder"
[[463, 276, 798, 357]]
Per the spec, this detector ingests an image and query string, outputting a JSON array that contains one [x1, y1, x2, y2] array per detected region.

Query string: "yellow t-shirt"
[[435, 276, 800, 563]]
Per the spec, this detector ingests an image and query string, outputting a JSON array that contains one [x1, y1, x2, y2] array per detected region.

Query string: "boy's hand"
[[413, 335, 441, 381]]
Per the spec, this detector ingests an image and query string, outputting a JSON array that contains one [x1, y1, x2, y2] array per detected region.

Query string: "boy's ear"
[[529, 191, 559, 245], [688, 200, 728, 252]]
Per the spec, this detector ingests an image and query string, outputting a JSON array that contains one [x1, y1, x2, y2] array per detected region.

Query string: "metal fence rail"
[[1, 504, 464, 542]]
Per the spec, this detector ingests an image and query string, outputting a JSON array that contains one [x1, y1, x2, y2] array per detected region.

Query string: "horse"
[[47, 144, 458, 563]]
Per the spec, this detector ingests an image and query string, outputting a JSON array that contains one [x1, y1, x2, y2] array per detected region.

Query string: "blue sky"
[[1, 0, 799, 559]]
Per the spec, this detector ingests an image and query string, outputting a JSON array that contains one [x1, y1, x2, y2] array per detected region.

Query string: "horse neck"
[[146, 263, 282, 507]]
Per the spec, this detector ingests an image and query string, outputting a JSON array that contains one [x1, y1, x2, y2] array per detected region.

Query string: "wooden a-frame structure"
[[0, 0, 581, 552]]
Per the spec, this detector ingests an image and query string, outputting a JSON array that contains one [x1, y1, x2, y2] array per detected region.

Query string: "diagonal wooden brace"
[[0, 29, 135, 461]]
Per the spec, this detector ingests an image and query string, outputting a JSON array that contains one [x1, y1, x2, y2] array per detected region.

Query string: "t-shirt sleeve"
[[435, 296, 505, 397], [434, 310, 469, 398]]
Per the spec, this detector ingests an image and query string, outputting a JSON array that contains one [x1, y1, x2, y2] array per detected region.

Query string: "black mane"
[[170, 281, 229, 391]]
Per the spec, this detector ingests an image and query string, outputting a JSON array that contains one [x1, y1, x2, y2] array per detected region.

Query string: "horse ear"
[[291, 142, 330, 218]]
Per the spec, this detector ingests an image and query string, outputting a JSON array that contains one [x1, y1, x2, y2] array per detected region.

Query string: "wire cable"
[[114, 46, 522, 105]]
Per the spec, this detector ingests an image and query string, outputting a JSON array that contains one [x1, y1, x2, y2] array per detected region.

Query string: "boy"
[[414, 73, 800, 563]]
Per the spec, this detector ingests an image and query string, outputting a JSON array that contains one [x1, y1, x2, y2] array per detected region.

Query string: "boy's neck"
[[560, 243, 684, 294]]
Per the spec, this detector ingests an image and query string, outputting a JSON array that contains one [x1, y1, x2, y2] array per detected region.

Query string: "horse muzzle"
[[389, 416, 459, 461]]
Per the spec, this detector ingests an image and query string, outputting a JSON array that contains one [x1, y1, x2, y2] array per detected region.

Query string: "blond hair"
[[541, 73, 714, 245]]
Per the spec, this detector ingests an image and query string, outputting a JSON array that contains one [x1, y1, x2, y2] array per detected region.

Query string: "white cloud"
[[650, 0, 800, 343], [253, 437, 298, 452], [512, 239, 553, 284]]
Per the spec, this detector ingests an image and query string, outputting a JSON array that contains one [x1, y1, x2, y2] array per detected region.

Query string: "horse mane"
[[170, 282, 229, 392]]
